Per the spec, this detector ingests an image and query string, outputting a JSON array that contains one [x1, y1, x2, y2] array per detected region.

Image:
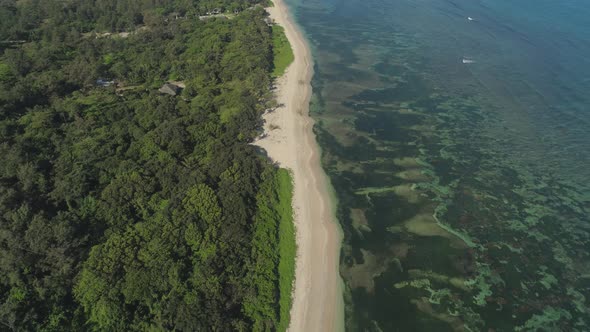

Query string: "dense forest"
[[0, 0, 296, 330]]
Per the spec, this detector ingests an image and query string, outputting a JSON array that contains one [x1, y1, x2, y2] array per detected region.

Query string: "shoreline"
[[254, 0, 344, 331]]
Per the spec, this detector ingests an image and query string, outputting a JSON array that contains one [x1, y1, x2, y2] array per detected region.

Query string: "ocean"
[[285, 0, 590, 330]]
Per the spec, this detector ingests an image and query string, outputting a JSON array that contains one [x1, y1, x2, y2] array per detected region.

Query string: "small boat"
[[467, 16, 474, 21], [462, 58, 475, 64]]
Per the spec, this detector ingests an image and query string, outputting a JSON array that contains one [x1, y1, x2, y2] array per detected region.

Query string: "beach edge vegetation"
[[270, 17, 296, 331], [272, 25, 294, 77], [276, 168, 296, 332], [246, 167, 296, 331]]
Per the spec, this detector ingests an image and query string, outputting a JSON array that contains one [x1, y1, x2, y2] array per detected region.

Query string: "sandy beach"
[[253, 0, 343, 331]]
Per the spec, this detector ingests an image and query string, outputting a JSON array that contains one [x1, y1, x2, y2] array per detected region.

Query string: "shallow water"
[[286, 0, 590, 330]]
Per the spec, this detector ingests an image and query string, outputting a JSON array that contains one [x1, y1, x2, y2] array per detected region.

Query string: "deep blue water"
[[286, 0, 590, 330]]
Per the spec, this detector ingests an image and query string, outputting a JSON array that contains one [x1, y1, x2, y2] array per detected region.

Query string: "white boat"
[[467, 16, 474, 21]]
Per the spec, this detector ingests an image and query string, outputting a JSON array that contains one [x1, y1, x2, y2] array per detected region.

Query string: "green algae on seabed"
[[407, 269, 470, 291], [355, 186, 398, 196], [515, 306, 573, 331], [537, 266, 558, 290]]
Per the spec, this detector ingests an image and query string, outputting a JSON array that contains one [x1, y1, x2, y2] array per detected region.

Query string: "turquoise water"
[[286, 0, 590, 330]]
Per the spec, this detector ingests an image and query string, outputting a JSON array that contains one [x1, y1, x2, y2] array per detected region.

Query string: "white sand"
[[253, 1, 344, 331]]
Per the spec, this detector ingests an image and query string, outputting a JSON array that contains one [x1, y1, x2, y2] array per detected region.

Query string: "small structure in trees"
[[205, 8, 222, 15], [96, 79, 116, 87], [158, 83, 182, 96]]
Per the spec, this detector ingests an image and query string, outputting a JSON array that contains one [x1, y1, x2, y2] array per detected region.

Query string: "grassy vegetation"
[[245, 168, 296, 331], [272, 25, 294, 77], [0, 62, 12, 82], [276, 168, 296, 332]]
